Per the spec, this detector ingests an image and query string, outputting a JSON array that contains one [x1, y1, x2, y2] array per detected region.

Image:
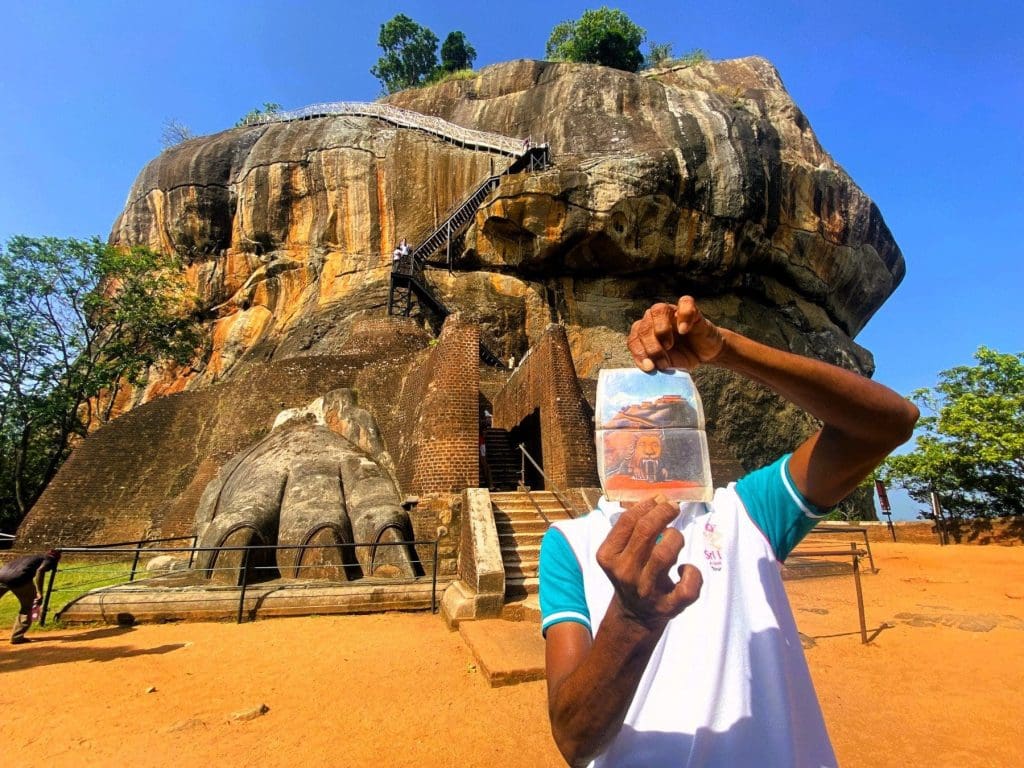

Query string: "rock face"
[[111, 57, 900, 400], [55, 55, 902, 527]]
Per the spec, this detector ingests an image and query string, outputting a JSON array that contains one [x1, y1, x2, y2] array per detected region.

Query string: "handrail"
[[805, 525, 877, 572], [411, 175, 501, 265], [242, 101, 533, 157], [71, 535, 200, 582], [517, 443, 581, 519], [787, 543, 869, 643]]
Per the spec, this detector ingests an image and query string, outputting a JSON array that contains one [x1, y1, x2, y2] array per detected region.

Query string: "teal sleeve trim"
[[735, 454, 829, 562], [539, 527, 591, 637]]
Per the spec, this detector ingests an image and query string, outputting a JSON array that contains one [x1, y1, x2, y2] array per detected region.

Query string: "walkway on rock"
[[243, 100, 529, 157], [248, 102, 551, 369]]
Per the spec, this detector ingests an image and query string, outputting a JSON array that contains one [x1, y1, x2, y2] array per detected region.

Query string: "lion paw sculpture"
[[192, 389, 416, 584]]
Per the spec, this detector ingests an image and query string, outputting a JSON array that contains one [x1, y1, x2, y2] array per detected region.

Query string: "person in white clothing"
[[540, 296, 918, 767]]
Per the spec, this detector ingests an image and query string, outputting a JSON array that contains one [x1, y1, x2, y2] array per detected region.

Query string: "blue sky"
[[3, 1, 1021, 518]]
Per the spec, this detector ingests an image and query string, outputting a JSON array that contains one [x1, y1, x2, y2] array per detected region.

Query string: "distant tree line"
[[881, 347, 1023, 521]]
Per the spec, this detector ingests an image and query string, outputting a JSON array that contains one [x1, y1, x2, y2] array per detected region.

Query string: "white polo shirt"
[[539, 456, 836, 767]]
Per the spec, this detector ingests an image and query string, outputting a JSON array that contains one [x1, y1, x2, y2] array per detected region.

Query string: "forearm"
[[712, 328, 918, 505], [549, 599, 665, 766], [713, 329, 918, 449]]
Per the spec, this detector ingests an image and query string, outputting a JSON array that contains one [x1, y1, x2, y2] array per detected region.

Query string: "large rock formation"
[[111, 57, 899, 398], [20, 55, 903, 546]]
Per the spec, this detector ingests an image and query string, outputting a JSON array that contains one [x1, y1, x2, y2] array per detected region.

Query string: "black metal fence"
[[41, 537, 440, 626]]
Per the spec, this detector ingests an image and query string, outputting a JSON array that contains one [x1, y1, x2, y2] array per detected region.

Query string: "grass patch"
[[0, 557, 135, 633], [428, 68, 477, 85]]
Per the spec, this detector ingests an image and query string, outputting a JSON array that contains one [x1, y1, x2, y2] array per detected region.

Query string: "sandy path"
[[1, 542, 1021, 767]]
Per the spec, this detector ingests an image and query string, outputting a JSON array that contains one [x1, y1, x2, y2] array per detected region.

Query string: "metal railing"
[[79, 535, 199, 581], [787, 543, 871, 643], [411, 175, 502, 266], [516, 443, 582, 519], [41, 538, 440, 626], [242, 101, 530, 157], [805, 525, 877, 572]]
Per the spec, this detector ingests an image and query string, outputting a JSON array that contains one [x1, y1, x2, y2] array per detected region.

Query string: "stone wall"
[[491, 324, 599, 489], [396, 315, 481, 495], [856, 519, 1024, 546], [406, 494, 460, 580]]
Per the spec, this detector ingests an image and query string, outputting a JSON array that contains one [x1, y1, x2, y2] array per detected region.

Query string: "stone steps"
[[505, 575, 540, 597], [498, 530, 545, 548], [490, 490, 573, 601], [483, 429, 521, 491]]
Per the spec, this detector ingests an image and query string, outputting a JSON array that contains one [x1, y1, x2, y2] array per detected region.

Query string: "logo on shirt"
[[703, 519, 724, 571]]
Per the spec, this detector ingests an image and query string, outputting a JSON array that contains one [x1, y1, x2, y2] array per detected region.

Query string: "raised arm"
[[626, 296, 919, 506], [545, 297, 917, 765]]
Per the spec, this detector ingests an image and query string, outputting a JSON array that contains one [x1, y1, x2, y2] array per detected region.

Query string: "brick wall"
[[491, 323, 599, 489], [396, 314, 480, 495]]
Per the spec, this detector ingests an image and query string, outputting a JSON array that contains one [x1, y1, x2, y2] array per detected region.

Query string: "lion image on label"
[[596, 369, 712, 502]]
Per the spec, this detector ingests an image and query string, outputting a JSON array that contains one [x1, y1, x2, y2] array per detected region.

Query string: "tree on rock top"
[[546, 6, 646, 72], [440, 31, 476, 74], [371, 14, 440, 94]]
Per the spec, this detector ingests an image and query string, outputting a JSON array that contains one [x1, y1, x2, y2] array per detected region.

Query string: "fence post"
[[40, 566, 58, 626], [852, 543, 867, 644], [431, 540, 439, 614], [129, 539, 143, 582], [188, 536, 197, 569], [236, 548, 251, 625]]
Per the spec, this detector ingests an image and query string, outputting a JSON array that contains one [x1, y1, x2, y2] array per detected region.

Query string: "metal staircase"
[[413, 175, 502, 268], [490, 491, 575, 598], [385, 140, 549, 368]]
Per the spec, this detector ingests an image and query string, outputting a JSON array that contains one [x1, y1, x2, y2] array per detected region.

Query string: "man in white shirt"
[[540, 296, 918, 767]]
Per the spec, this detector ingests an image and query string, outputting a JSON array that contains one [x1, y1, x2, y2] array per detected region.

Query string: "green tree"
[[236, 102, 282, 127], [370, 14, 440, 94], [880, 347, 1024, 519], [545, 6, 646, 72], [0, 237, 200, 530], [439, 31, 477, 74]]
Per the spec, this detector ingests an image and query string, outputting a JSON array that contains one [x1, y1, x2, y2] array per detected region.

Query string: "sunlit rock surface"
[[46, 54, 905, 529]]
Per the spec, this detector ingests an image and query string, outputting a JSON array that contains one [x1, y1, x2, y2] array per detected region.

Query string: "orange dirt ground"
[[1, 541, 1022, 767]]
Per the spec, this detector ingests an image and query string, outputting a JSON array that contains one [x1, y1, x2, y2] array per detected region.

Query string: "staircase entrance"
[[483, 428, 519, 491], [508, 409, 544, 490]]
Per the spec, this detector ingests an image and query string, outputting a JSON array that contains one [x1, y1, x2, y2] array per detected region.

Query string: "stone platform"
[[56, 575, 451, 625], [459, 618, 546, 688]]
